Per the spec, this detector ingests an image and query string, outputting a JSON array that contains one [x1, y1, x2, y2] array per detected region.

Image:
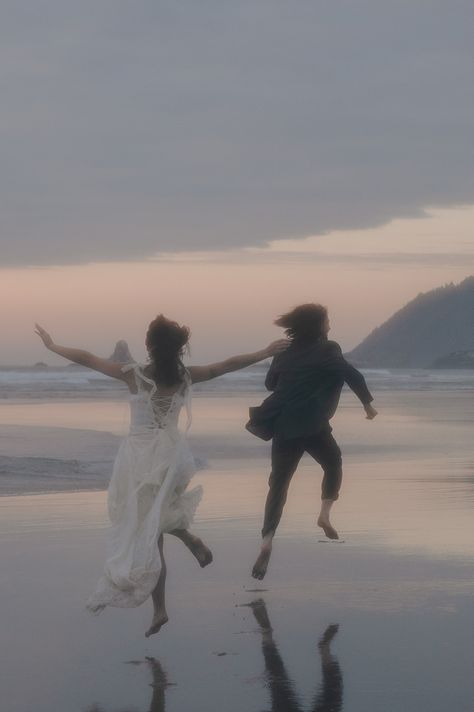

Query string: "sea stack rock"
[[33, 362, 49, 369], [109, 340, 134, 363]]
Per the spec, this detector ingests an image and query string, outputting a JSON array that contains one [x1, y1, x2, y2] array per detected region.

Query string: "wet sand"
[[1, 390, 474, 711]]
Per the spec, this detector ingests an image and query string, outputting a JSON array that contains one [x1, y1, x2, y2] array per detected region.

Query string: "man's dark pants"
[[261, 428, 342, 538]]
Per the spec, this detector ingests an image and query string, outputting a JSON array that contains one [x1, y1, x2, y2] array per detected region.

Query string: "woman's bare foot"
[[145, 612, 169, 638], [317, 516, 339, 540], [188, 536, 213, 568], [170, 530, 213, 568], [252, 542, 272, 580]]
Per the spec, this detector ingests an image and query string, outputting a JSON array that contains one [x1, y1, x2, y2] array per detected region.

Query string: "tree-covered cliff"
[[347, 277, 474, 368]]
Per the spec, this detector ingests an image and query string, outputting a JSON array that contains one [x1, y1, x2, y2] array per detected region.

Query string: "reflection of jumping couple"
[[247, 598, 343, 712], [86, 602, 342, 712], [35, 303, 376, 637]]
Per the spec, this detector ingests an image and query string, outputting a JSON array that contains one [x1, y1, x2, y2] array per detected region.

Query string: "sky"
[[1, 2, 473, 364]]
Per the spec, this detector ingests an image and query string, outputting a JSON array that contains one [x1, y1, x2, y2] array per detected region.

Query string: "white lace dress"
[[87, 363, 202, 612]]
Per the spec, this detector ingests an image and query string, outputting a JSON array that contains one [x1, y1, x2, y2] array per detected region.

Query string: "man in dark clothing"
[[246, 304, 377, 580]]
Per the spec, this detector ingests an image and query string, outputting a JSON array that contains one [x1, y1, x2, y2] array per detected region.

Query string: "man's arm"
[[264, 357, 280, 391], [343, 362, 377, 419], [343, 362, 373, 404], [326, 341, 377, 419]]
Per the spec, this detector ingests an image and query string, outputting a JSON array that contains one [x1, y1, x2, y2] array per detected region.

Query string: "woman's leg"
[[145, 657, 168, 712], [168, 528, 213, 567], [145, 535, 169, 638]]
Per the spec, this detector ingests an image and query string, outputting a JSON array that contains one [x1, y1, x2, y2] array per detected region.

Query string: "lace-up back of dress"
[[126, 364, 190, 434], [149, 389, 182, 429]]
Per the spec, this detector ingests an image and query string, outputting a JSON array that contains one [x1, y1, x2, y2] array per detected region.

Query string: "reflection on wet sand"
[[248, 599, 343, 712], [85, 656, 172, 712]]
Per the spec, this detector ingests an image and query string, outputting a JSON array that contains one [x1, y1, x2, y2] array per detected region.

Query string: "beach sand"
[[1, 390, 474, 711]]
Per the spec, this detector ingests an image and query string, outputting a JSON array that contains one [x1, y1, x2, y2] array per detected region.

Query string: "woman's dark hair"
[[145, 315, 190, 386], [275, 303, 328, 342]]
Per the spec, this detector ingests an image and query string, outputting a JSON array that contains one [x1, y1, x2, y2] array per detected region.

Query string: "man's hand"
[[364, 403, 378, 420], [34, 323, 54, 350]]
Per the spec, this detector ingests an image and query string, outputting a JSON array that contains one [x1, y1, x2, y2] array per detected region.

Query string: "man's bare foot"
[[247, 599, 273, 633], [188, 536, 213, 568], [252, 544, 272, 580], [317, 517, 339, 540], [145, 613, 169, 638], [319, 623, 339, 648]]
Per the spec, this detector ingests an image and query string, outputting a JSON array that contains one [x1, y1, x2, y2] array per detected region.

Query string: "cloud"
[[1, 1, 473, 266], [154, 249, 474, 268]]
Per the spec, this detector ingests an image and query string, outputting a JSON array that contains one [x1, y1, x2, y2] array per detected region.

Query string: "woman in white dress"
[[35, 316, 286, 637]]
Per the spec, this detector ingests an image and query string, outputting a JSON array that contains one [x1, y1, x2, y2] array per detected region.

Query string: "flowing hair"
[[145, 315, 190, 386], [275, 303, 328, 343]]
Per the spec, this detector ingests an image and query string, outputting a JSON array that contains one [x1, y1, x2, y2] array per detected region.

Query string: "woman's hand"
[[265, 339, 289, 358], [364, 403, 378, 420], [33, 324, 128, 380], [34, 323, 54, 350]]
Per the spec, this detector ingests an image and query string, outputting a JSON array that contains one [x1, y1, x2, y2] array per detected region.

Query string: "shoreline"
[[1, 388, 474, 498]]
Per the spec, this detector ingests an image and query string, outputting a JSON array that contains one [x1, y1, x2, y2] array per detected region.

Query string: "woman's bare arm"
[[189, 340, 288, 383], [34, 324, 130, 381]]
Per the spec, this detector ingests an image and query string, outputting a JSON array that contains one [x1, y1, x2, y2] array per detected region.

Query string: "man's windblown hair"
[[275, 303, 328, 343]]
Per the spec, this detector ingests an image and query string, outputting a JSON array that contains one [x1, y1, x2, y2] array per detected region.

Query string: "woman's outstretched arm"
[[189, 340, 288, 383], [34, 324, 129, 381]]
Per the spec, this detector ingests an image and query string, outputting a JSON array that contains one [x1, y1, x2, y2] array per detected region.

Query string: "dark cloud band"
[[1, 1, 473, 266]]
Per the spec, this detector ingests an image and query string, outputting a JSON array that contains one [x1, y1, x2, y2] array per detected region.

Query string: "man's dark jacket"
[[246, 338, 373, 441]]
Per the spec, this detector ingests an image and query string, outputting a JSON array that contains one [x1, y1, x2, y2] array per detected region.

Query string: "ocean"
[[1, 363, 474, 400]]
